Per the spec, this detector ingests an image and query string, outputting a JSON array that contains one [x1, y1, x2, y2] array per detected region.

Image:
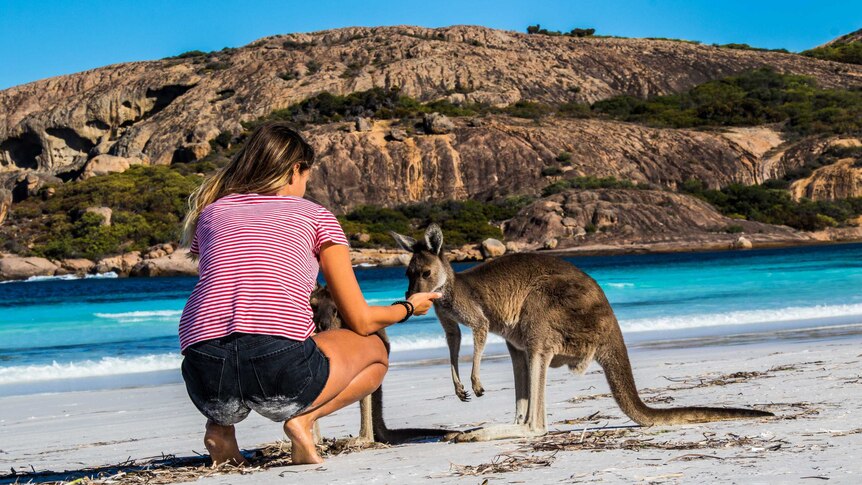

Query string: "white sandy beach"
[[2, 329, 861, 484]]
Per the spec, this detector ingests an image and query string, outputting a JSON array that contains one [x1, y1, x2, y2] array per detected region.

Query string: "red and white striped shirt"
[[178, 193, 350, 352]]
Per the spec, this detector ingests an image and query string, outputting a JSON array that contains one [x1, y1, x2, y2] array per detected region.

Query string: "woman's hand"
[[407, 292, 443, 316], [318, 242, 439, 335]]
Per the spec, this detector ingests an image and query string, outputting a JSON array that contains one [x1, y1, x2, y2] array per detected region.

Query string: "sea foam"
[[94, 310, 184, 319], [388, 333, 506, 352], [0, 271, 118, 284], [0, 354, 182, 385], [621, 302, 862, 333]]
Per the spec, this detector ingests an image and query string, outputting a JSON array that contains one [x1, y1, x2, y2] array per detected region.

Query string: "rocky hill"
[[503, 188, 811, 250], [301, 118, 812, 212], [820, 29, 862, 48], [1, 25, 862, 281], [2, 24, 861, 190]]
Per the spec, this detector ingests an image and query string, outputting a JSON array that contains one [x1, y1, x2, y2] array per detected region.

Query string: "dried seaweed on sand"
[[0, 437, 387, 485], [447, 452, 557, 476], [525, 428, 788, 453]]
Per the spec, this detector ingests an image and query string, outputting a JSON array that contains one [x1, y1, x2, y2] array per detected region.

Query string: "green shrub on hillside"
[[591, 68, 862, 136], [555, 151, 573, 164], [802, 40, 862, 65], [680, 179, 862, 231], [168, 50, 207, 59], [500, 101, 554, 119], [769, 145, 862, 185], [305, 59, 321, 75], [255, 68, 862, 133], [257, 87, 594, 125], [542, 176, 641, 196], [526, 25, 595, 37], [262, 87, 404, 124], [541, 165, 564, 176], [714, 43, 789, 53], [339, 196, 536, 249], [11, 165, 201, 260]]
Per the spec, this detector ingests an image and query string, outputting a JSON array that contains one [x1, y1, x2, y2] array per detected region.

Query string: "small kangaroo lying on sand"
[[390, 224, 773, 442], [309, 282, 452, 444]]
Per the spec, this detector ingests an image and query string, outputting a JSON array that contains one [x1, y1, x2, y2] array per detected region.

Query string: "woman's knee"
[[367, 333, 389, 367], [313, 329, 388, 367]]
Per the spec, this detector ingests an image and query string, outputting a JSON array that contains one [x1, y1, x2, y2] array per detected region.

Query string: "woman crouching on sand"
[[177, 122, 441, 465]]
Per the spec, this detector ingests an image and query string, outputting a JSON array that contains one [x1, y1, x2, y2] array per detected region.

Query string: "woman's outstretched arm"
[[318, 242, 441, 336]]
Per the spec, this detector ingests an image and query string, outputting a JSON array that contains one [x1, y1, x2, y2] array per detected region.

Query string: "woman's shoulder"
[[206, 193, 333, 220], [212, 193, 319, 208]]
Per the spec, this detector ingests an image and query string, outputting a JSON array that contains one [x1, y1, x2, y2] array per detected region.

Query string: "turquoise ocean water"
[[1, 243, 861, 396]]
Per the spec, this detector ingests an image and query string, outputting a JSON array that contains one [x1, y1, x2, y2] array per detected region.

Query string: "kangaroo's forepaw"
[[455, 386, 471, 402], [472, 384, 485, 397]]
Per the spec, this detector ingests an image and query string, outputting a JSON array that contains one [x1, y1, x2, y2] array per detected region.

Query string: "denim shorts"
[[181, 332, 330, 426]]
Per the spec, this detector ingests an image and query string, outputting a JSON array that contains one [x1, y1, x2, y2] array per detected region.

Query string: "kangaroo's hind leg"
[[312, 421, 322, 444], [506, 340, 529, 424], [357, 393, 374, 442], [470, 325, 487, 397], [526, 351, 553, 433], [451, 350, 551, 442]]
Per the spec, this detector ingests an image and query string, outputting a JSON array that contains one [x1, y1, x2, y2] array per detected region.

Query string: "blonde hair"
[[180, 122, 315, 261]]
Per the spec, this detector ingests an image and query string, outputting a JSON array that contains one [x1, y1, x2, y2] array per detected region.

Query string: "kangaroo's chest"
[[441, 302, 521, 336]]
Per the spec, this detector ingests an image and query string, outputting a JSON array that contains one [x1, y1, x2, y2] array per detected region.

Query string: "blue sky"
[[2, 0, 860, 90]]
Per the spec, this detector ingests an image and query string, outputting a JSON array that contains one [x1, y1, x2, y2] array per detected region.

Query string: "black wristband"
[[391, 300, 414, 323]]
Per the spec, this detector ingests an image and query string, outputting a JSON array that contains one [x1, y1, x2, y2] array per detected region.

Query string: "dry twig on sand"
[[525, 427, 789, 454], [0, 437, 388, 485], [448, 452, 557, 476]]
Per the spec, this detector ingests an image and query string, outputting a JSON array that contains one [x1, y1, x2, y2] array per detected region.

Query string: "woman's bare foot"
[[204, 421, 249, 467], [284, 414, 324, 464]]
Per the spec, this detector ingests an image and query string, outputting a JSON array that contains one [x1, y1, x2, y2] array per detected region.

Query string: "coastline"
[[2, 235, 861, 283], [542, 236, 862, 258], [2, 330, 860, 483]]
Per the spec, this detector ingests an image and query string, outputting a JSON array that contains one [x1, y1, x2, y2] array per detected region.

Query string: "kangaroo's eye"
[[422, 270, 431, 278]]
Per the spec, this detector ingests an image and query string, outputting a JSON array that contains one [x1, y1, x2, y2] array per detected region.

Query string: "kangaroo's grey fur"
[[390, 224, 773, 442], [310, 282, 453, 444]]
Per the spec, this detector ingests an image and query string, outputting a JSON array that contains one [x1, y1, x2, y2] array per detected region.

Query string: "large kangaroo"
[[390, 224, 773, 442], [309, 282, 452, 444]]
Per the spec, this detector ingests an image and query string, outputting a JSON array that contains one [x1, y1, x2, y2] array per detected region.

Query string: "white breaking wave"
[[0, 271, 118, 284], [606, 282, 634, 288], [621, 303, 862, 333], [388, 333, 506, 351], [0, 354, 183, 385], [94, 309, 184, 324], [95, 310, 183, 319]]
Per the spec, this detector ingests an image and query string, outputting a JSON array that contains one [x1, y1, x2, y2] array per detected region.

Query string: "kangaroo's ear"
[[425, 223, 444, 255], [389, 231, 416, 252]]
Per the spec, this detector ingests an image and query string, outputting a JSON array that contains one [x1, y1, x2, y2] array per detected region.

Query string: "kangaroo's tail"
[[595, 327, 773, 426], [371, 386, 453, 444]]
